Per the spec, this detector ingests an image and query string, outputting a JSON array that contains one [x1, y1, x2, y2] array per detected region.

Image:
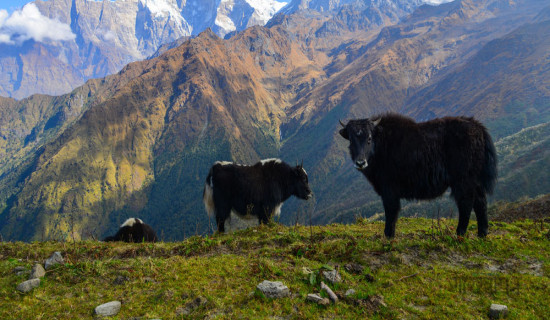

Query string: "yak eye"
[[368, 135, 372, 143]]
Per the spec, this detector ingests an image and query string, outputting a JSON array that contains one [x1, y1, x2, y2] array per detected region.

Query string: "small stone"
[[143, 277, 156, 283], [306, 293, 324, 303], [13, 266, 26, 274], [45, 251, 64, 270], [368, 294, 387, 309], [16, 278, 40, 293], [345, 289, 356, 296], [256, 280, 290, 298], [175, 306, 188, 316], [489, 304, 508, 319], [16, 270, 30, 277], [322, 270, 342, 284], [29, 264, 46, 279], [94, 301, 121, 317], [307, 293, 330, 305]]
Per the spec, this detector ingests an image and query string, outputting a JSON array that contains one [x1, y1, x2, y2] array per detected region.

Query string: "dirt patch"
[[483, 257, 545, 276]]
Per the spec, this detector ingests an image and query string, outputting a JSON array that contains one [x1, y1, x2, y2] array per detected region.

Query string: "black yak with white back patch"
[[103, 218, 158, 242], [339, 113, 497, 238], [203, 159, 312, 233]]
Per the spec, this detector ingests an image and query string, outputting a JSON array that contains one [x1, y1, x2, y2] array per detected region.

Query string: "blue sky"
[[2, 1, 33, 13]]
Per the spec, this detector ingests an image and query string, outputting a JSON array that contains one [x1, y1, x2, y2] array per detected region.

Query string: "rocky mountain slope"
[[0, 0, 455, 100], [0, 0, 549, 241]]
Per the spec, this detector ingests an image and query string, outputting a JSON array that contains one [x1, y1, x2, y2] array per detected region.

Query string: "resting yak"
[[103, 218, 158, 242], [203, 158, 312, 232], [339, 113, 497, 238]]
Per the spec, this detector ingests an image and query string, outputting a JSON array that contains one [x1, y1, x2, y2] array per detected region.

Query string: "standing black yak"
[[103, 218, 158, 242], [339, 113, 497, 238], [203, 159, 312, 233]]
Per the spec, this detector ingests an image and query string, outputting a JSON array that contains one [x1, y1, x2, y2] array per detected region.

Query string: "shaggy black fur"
[[339, 113, 497, 238], [203, 159, 312, 233], [103, 218, 158, 242]]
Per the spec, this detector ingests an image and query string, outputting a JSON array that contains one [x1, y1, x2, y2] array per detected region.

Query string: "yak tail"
[[203, 169, 215, 218], [481, 127, 498, 195]]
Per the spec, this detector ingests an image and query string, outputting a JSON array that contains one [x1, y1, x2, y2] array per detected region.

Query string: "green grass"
[[1, 217, 549, 319]]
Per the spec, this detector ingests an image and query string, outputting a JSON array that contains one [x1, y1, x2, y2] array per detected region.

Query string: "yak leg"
[[213, 199, 231, 233], [258, 206, 270, 225], [382, 196, 401, 238], [454, 188, 475, 236], [216, 215, 226, 233], [473, 189, 488, 237], [258, 215, 269, 225]]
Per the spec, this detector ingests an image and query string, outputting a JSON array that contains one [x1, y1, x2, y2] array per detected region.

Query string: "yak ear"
[[371, 117, 381, 127], [339, 128, 349, 140]]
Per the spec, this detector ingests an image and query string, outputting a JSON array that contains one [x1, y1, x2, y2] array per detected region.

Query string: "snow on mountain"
[[0, 0, 290, 99], [246, 0, 289, 23], [214, 0, 289, 38]]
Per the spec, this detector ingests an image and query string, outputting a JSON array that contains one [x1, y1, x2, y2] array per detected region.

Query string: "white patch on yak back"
[[260, 158, 282, 165], [215, 161, 233, 166], [121, 218, 143, 228]]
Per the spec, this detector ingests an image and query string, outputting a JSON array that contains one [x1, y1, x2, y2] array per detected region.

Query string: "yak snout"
[[354, 159, 367, 170]]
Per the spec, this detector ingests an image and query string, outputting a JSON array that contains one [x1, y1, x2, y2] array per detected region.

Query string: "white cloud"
[[0, 3, 76, 45], [423, 0, 455, 4]]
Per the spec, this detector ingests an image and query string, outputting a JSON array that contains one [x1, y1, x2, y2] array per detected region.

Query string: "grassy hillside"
[[1, 217, 549, 319]]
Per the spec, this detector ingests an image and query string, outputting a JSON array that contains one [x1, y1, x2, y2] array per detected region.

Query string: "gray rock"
[[256, 280, 290, 298], [489, 304, 508, 319], [29, 264, 46, 279], [368, 294, 387, 309], [16, 278, 40, 293], [45, 251, 64, 270], [94, 301, 121, 317], [306, 293, 330, 305], [306, 293, 324, 303], [345, 289, 356, 296], [322, 270, 342, 284]]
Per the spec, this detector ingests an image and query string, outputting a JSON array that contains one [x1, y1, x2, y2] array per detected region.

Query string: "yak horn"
[[339, 119, 346, 127]]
